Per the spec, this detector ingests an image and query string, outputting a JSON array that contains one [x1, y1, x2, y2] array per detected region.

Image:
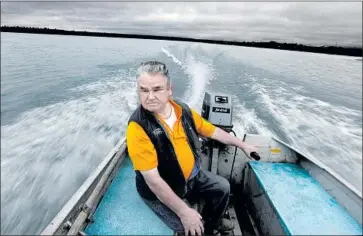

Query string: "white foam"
[[161, 47, 183, 66], [183, 54, 215, 109], [232, 97, 276, 137], [161, 45, 215, 110], [161, 46, 274, 140]]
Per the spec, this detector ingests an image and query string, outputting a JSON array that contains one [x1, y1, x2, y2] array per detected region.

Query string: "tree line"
[[1, 25, 361, 57]]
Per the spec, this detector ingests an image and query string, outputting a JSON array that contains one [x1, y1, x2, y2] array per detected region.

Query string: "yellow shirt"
[[126, 99, 216, 180]]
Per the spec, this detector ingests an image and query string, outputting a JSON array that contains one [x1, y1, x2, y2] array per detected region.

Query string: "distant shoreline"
[[1, 25, 362, 57]]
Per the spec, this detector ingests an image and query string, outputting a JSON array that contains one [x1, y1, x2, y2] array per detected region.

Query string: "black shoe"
[[204, 229, 221, 236], [205, 218, 234, 235], [176, 230, 220, 236], [217, 218, 234, 232]]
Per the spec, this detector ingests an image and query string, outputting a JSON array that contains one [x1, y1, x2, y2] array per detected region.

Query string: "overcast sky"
[[1, 2, 362, 46]]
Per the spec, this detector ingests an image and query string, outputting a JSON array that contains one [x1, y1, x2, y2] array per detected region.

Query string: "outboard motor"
[[201, 92, 233, 132], [200, 92, 260, 176], [200, 92, 236, 174]]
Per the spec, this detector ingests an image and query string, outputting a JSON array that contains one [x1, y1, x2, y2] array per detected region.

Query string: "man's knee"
[[221, 177, 231, 194], [197, 170, 230, 199], [217, 175, 230, 196]]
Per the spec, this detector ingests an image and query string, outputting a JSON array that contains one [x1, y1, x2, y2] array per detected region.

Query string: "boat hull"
[[41, 134, 362, 235]]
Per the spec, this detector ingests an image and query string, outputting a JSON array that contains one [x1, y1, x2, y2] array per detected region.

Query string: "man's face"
[[137, 73, 172, 112]]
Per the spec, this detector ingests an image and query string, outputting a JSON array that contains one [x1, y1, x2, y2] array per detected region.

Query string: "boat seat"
[[85, 156, 174, 235], [248, 161, 362, 235]]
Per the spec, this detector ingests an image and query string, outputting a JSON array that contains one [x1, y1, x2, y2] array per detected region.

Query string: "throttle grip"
[[250, 152, 261, 161]]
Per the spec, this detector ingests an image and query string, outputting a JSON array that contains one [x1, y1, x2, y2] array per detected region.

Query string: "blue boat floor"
[[85, 156, 174, 235], [249, 161, 362, 235]]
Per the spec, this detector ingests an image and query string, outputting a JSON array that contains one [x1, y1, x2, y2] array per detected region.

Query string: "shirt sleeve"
[[191, 109, 216, 138], [126, 121, 158, 171]]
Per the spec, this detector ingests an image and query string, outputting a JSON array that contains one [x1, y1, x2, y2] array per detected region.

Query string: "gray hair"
[[136, 61, 171, 87]]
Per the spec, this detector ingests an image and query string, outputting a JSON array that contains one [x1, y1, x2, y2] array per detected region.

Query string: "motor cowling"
[[201, 92, 233, 132]]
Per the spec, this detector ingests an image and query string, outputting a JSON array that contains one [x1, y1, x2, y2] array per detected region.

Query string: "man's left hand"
[[241, 143, 259, 159]]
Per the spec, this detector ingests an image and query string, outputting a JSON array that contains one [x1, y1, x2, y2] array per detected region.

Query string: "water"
[[1, 32, 362, 235]]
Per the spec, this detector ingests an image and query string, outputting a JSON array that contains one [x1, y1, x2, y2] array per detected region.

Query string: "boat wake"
[[1, 40, 361, 236], [162, 46, 216, 110], [249, 78, 362, 193], [1, 71, 138, 235]]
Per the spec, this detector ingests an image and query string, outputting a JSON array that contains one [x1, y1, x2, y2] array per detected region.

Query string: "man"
[[126, 61, 258, 236]]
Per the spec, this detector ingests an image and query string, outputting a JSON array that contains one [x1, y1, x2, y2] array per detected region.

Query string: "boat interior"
[[41, 92, 362, 235]]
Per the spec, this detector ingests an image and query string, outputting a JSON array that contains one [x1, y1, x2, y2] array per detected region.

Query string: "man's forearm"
[[210, 127, 247, 149], [146, 177, 189, 217]]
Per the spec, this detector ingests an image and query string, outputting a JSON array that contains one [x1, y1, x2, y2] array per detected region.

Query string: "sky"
[[1, 2, 362, 47]]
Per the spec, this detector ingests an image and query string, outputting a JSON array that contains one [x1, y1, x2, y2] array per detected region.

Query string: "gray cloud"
[[1, 2, 362, 46]]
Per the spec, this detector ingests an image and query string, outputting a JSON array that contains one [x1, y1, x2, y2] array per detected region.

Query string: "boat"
[[41, 92, 362, 235]]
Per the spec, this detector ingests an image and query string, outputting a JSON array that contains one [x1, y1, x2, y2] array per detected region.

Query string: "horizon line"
[[2, 25, 361, 49]]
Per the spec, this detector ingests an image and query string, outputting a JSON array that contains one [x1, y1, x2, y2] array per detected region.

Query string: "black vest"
[[127, 100, 201, 200]]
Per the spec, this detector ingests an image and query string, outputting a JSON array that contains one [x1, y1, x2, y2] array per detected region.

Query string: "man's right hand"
[[141, 168, 204, 235], [178, 207, 204, 236]]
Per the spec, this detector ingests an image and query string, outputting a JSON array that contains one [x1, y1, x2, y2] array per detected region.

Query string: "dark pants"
[[142, 169, 230, 234]]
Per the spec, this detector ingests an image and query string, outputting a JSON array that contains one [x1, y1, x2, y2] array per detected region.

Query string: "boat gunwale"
[[271, 136, 362, 199]]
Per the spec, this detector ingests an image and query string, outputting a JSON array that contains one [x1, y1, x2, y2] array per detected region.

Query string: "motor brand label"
[[212, 107, 230, 113]]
